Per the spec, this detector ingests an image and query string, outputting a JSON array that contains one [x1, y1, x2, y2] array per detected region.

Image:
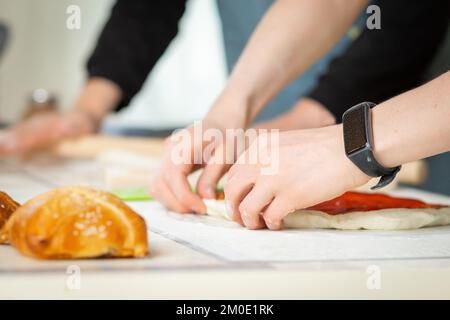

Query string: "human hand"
[[0, 110, 97, 157], [224, 124, 371, 230], [150, 91, 254, 214]]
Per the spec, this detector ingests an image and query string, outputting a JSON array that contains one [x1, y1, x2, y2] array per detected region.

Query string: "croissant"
[[0, 191, 20, 242], [1, 187, 148, 259]]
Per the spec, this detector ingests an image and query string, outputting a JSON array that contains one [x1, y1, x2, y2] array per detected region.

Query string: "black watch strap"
[[342, 102, 401, 190], [350, 148, 401, 189]]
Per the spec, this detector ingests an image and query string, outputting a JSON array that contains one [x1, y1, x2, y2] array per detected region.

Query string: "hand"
[[224, 124, 371, 230], [254, 98, 336, 131], [0, 110, 97, 157], [150, 92, 251, 214], [150, 124, 231, 213]]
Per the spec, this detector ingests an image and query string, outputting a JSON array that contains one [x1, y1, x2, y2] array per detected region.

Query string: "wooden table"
[[1, 157, 450, 299]]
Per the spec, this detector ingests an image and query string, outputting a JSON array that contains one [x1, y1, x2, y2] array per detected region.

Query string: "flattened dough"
[[203, 199, 450, 230]]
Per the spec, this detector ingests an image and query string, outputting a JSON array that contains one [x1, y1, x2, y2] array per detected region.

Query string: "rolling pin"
[[396, 160, 428, 186], [53, 135, 164, 158]]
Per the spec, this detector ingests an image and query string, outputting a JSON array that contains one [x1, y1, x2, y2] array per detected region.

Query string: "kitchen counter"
[[1, 157, 450, 299]]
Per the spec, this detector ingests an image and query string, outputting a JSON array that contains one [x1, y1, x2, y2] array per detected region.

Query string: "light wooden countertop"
[[1, 155, 450, 299]]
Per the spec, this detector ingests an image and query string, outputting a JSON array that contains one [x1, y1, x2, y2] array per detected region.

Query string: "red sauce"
[[215, 190, 447, 215], [307, 191, 447, 215]]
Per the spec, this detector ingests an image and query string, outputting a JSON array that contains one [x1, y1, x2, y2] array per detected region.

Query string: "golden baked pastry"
[[1, 187, 148, 259], [0, 191, 20, 238]]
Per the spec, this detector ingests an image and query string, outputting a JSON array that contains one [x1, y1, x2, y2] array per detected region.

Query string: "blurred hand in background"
[[254, 98, 336, 131], [0, 78, 121, 157], [0, 110, 96, 157]]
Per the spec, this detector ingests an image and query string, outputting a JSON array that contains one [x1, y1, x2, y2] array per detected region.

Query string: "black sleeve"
[[307, 0, 450, 122], [87, 0, 186, 109]]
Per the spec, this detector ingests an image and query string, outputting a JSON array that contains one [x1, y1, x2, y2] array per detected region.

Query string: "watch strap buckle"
[[370, 165, 401, 190]]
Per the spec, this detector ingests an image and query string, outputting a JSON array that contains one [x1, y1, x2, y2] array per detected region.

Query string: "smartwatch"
[[342, 102, 401, 190]]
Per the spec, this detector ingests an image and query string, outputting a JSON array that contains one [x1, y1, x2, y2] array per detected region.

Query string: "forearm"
[[72, 77, 122, 127], [214, 0, 367, 125], [373, 71, 450, 168], [255, 98, 336, 130]]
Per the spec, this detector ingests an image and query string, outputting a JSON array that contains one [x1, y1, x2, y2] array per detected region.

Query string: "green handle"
[[113, 186, 224, 202], [113, 187, 152, 201]]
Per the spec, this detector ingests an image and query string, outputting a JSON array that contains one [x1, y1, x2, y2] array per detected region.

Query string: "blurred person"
[[0, 0, 354, 155], [1, 0, 446, 167]]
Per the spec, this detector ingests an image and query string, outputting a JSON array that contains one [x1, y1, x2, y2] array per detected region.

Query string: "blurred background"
[[0, 0, 227, 129], [0, 0, 449, 195]]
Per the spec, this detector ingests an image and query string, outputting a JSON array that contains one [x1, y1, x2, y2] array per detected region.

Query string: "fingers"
[[224, 168, 255, 226], [238, 183, 274, 229], [196, 162, 229, 199], [167, 171, 206, 214], [225, 160, 293, 230], [152, 167, 209, 214], [150, 178, 191, 213], [196, 141, 230, 199], [262, 196, 294, 230], [151, 125, 207, 214], [224, 172, 255, 226]]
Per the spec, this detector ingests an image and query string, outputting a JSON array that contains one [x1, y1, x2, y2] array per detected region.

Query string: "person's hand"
[[254, 98, 336, 131], [150, 91, 251, 214], [151, 125, 206, 214], [150, 119, 245, 214], [224, 124, 371, 230], [0, 110, 97, 157]]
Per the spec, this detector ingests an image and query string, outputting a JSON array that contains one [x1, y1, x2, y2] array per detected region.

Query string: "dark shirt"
[[87, 0, 449, 116], [87, 0, 186, 109], [307, 0, 450, 121]]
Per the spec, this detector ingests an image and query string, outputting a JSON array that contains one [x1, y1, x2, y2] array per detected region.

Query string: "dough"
[[203, 199, 450, 230]]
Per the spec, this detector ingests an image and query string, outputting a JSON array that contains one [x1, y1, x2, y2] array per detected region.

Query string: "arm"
[[152, 0, 368, 213], [206, 0, 368, 128], [307, 0, 450, 120], [0, 0, 186, 156], [87, 0, 186, 111], [225, 71, 450, 230], [78, 0, 187, 123], [72, 78, 122, 127], [257, 0, 450, 131], [372, 71, 450, 168]]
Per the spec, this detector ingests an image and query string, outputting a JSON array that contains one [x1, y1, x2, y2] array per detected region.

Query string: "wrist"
[[64, 109, 99, 137], [72, 77, 121, 125], [204, 91, 252, 130], [341, 102, 402, 190], [73, 108, 101, 128], [371, 105, 402, 168], [332, 124, 372, 188]]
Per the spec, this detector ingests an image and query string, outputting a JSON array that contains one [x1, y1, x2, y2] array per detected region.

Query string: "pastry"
[[2, 186, 148, 259], [0, 191, 20, 241]]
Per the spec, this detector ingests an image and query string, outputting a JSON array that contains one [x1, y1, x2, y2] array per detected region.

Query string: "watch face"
[[343, 105, 369, 154]]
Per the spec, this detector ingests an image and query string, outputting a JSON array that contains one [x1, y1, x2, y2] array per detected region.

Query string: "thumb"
[[197, 162, 230, 199]]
